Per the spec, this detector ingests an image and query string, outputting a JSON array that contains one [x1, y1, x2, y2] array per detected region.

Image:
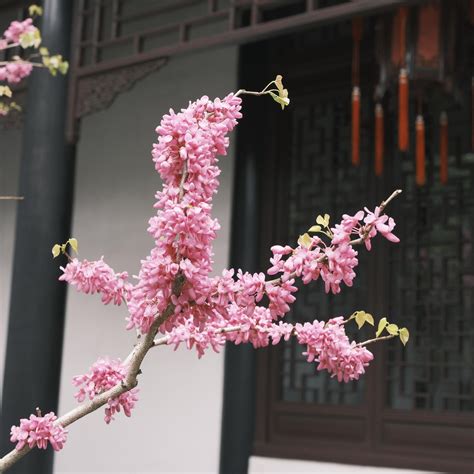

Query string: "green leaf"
[[39, 47, 49, 56], [268, 91, 290, 110], [399, 327, 410, 346], [52, 244, 61, 258], [19, 28, 41, 48], [28, 4, 43, 16], [386, 323, 399, 336], [376, 317, 387, 337], [308, 225, 321, 233], [68, 238, 78, 253], [297, 233, 312, 249], [365, 313, 374, 326], [355, 311, 366, 329], [316, 214, 330, 227], [0, 86, 12, 98], [60, 243, 66, 253], [59, 60, 69, 75], [275, 74, 283, 92]]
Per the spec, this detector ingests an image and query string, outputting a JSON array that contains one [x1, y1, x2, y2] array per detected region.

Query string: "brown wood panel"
[[250, 6, 474, 472]]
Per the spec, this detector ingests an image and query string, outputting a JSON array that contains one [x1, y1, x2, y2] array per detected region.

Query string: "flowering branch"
[[0, 74, 408, 471], [0, 5, 68, 117]]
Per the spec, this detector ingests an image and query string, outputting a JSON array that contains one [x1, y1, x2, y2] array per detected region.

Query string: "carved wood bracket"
[[74, 58, 168, 120]]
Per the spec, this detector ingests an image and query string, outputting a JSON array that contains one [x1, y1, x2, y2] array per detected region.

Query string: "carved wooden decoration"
[[75, 58, 167, 119]]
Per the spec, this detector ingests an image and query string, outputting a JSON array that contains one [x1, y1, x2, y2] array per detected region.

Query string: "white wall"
[[55, 46, 238, 473], [0, 128, 22, 407]]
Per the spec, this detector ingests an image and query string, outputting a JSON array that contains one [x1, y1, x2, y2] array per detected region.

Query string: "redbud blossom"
[[10, 412, 67, 452], [72, 358, 139, 424]]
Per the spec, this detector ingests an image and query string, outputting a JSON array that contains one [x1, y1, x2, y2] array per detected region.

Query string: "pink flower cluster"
[[72, 358, 139, 424], [10, 412, 67, 451], [268, 208, 399, 295], [59, 257, 131, 305], [126, 94, 242, 334], [0, 61, 33, 84], [0, 18, 38, 85], [295, 317, 374, 382], [2, 18, 36, 44]]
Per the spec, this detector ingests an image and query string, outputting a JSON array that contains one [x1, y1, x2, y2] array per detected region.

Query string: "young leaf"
[[28, 4, 43, 16], [316, 215, 325, 226], [68, 238, 78, 253], [275, 75, 283, 92], [52, 244, 61, 258], [399, 327, 410, 346], [0, 86, 12, 98], [308, 225, 321, 233], [355, 311, 366, 329], [376, 317, 387, 337], [386, 323, 399, 336], [268, 91, 289, 110], [297, 233, 312, 249], [365, 313, 374, 326]]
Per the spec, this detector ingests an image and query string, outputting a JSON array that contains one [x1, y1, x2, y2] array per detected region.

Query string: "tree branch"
[[266, 189, 402, 286]]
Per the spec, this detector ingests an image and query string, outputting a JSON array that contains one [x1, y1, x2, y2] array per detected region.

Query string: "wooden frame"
[[249, 20, 474, 473]]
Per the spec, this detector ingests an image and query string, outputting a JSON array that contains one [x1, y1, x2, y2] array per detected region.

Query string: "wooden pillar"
[[0, 1, 75, 472]]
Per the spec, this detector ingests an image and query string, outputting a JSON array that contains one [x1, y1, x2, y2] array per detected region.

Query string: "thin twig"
[[357, 334, 396, 347], [0, 196, 24, 200], [153, 324, 242, 347]]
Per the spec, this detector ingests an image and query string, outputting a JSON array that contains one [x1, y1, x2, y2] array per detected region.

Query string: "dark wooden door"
[[250, 21, 474, 473]]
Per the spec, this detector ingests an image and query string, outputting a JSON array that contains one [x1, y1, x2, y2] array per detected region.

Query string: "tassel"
[[399, 68, 409, 151], [352, 87, 361, 166], [416, 115, 426, 186], [472, 77, 474, 151], [351, 18, 362, 167], [391, 7, 408, 67], [440, 112, 448, 185], [375, 103, 384, 176]]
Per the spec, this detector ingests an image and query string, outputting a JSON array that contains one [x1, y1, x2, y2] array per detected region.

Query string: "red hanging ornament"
[[392, 7, 409, 152], [472, 77, 474, 151], [416, 114, 426, 186], [375, 103, 384, 176], [391, 6, 408, 68], [352, 86, 361, 166], [439, 112, 448, 185], [399, 69, 409, 151], [351, 18, 362, 166]]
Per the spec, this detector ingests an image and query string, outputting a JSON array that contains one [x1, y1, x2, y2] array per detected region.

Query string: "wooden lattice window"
[[251, 23, 474, 473]]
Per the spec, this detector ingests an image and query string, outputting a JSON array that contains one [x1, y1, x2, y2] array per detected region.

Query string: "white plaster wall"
[[55, 46, 238, 473], [0, 128, 21, 407]]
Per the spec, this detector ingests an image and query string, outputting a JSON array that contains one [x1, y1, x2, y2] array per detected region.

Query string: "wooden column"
[[0, 1, 75, 473]]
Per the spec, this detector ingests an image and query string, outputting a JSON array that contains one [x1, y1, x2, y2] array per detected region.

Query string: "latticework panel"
[[280, 88, 374, 405], [386, 100, 474, 412]]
